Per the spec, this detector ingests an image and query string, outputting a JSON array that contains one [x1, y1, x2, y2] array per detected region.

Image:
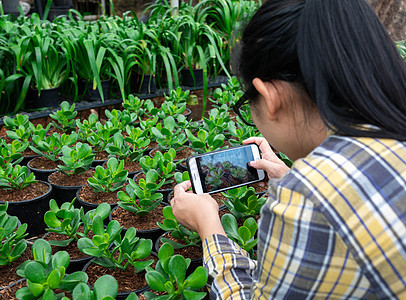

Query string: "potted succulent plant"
[[48, 101, 78, 134], [76, 157, 128, 212], [144, 243, 209, 300], [28, 131, 77, 182], [71, 274, 138, 300], [156, 206, 202, 267], [106, 130, 150, 176], [221, 186, 267, 220], [221, 213, 258, 258], [15, 239, 88, 299], [0, 202, 29, 291], [4, 115, 50, 166], [47, 142, 95, 206], [43, 199, 111, 273], [111, 169, 167, 243], [135, 148, 178, 200], [185, 128, 227, 154], [78, 219, 154, 296], [0, 163, 52, 236]]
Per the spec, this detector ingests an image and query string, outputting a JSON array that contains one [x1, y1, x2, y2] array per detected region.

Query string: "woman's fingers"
[[243, 137, 273, 154], [250, 159, 289, 178]]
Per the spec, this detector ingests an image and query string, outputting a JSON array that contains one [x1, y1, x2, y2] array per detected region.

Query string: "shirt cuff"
[[203, 234, 250, 265]]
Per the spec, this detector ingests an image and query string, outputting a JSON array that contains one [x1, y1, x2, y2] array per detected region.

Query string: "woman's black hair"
[[237, 0, 406, 140]]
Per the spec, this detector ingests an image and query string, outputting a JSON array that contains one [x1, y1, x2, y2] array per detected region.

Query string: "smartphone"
[[187, 144, 266, 194]]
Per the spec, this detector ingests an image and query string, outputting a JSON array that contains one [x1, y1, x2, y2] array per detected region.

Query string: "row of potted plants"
[[0, 199, 209, 299], [0, 79, 270, 298], [0, 0, 261, 115]]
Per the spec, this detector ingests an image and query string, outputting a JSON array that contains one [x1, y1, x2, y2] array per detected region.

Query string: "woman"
[[171, 0, 406, 298]]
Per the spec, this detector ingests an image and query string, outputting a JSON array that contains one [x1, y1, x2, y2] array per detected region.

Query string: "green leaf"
[[59, 271, 88, 291], [220, 214, 239, 241], [15, 286, 35, 299], [182, 290, 207, 300], [92, 215, 104, 236], [95, 202, 111, 220], [25, 261, 46, 284], [158, 243, 174, 262], [32, 239, 52, 265], [238, 226, 252, 243], [52, 251, 70, 270], [93, 274, 118, 299], [168, 255, 187, 285], [72, 283, 91, 299], [243, 218, 257, 236], [47, 269, 62, 289], [145, 271, 167, 292], [132, 259, 153, 271], [27, 280, 45, 297], [184, 266, 208, 289], [44, 211, 62, 228], [197, 130, 207, 142], [132, 239, 152, 260]]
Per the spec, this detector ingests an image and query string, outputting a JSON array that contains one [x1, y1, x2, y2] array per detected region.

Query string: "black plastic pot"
[[20, 154, 40, 167], [181, 69, 204, 87], [2, 181, 52, 237], [86, 79, 111, 101], [27, 158, 57, 182], [2, 0, 20, 16], [35, 87, 61, 109], [76, 186, 118, 214], [82, 259, 150, 299], [48, 176, 84, 208], [133, 73, 156, 94]]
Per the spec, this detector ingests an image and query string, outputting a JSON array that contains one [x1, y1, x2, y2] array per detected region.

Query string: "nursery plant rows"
[[0, 77, 270, 299]]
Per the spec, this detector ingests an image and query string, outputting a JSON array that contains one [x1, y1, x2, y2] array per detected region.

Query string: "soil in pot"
[[84, 255, 156, 296], [48, 170, 95, 187], [1, 279, 25, 299], [0, 181, 49, 202], [77, 184, 124, 206], [103, 157, 142, 177], [93, 150, 109, 167], [110, 204, 167, 242], [27, 157, 60, 182], [48, 170, 95, 206]]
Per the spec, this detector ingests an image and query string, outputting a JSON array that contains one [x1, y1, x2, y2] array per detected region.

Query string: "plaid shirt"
[[203, 135, 406, 299]]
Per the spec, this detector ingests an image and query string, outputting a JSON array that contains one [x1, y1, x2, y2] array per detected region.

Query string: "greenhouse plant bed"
[[0, 76, 229, 126]]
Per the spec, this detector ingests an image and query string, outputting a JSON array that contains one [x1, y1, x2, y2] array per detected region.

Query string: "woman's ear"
[[252, 78, 281, 120]]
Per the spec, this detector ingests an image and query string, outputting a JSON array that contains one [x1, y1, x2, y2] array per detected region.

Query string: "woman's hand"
[[171, 181, 226, 241], [243, 137, 290, 179]]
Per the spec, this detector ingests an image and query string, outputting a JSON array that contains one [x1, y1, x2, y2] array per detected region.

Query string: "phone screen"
[[195, 146, 259, 193]]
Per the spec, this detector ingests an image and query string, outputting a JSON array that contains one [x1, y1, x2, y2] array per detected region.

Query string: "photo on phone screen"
[[188, 145, 265, 194]]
